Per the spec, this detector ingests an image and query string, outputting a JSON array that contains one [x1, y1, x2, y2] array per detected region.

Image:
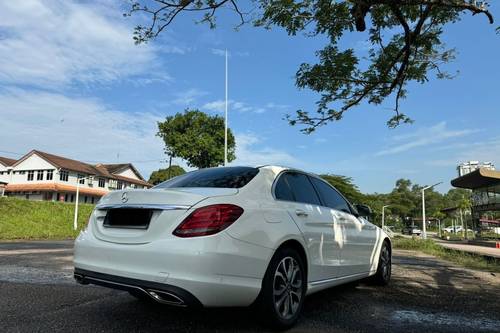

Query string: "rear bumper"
[[74, 229, 273, 307], [74, 268, 202, 307]]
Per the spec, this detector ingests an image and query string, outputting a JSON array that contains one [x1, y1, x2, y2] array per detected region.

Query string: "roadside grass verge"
[[393, 237, 500, 273], [0, 197, 94, 240]]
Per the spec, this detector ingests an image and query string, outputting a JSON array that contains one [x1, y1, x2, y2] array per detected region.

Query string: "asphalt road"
[[1, 241, 499, 333]]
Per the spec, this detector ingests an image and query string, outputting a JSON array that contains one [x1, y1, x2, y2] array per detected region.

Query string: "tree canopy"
[[148, 165, 186, 185], [127, 0, 495, 132], [320, 174, 364, 204], [157, 109, 236, 168], [315, 176, 473, 227]]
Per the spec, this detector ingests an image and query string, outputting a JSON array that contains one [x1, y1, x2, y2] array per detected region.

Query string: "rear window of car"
[[154, 167, 259, 189]]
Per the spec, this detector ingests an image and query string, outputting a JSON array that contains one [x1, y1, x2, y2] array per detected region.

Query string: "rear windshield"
[[154, 167, 259, 189]]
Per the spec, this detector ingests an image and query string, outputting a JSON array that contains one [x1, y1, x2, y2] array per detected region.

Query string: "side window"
[[274, 175, 294, 201], [283, 172, 321, 206], [310, 177, 351, 213]]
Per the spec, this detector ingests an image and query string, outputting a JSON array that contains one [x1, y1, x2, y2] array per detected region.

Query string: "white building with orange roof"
[[0, 150, 152, 203]]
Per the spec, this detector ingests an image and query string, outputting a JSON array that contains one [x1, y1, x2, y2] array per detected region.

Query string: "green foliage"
[[157, 109, 236, 169], [319, 174, 364, 204], [0, 197, 94, 240], [392, 237, 500, 273], [148, 165, 186, 185], [127, 1, 495, 132]]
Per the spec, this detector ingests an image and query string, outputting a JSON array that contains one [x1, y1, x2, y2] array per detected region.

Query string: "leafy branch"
[[126, 0, 495, 132]]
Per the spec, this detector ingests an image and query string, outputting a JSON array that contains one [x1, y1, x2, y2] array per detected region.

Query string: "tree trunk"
[[168, 155, 172, 179]]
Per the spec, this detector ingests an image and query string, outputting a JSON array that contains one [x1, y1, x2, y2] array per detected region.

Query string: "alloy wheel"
[[273, 256, 303, 320]]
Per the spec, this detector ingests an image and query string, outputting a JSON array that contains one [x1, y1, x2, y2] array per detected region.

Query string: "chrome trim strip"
[[95, 203, 191, 210], [309, 272, 368, 286]]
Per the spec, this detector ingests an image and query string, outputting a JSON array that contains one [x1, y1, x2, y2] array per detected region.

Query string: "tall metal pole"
[[224, 49, 228, 166], [421, 189, 426, 239], [74, 177, 80, 231]]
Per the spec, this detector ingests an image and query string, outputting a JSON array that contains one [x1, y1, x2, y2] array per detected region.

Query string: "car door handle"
[[295, 209, 308, 217]]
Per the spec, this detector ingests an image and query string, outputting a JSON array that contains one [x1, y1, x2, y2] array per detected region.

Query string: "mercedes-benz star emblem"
[[121, 192, 128, 203]]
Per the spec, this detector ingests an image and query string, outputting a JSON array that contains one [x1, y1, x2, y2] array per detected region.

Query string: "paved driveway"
[[0, 241, 499, 332]]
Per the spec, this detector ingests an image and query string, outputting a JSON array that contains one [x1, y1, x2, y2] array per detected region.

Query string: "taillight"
[[173, 204, 244, 238]]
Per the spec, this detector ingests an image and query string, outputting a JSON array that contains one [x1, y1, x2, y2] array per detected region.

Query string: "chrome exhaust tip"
[[146, 289, 186, 306]]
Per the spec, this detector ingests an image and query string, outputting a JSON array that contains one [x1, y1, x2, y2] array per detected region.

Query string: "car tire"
[[258, 247, 307, 330], [370, 240, 391, 286]]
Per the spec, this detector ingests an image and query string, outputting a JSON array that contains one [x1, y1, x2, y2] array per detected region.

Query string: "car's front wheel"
[[258, 247, 306, 330]]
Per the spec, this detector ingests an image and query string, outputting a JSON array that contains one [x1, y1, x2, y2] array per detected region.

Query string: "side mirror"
[[355, 204, 372, 218]]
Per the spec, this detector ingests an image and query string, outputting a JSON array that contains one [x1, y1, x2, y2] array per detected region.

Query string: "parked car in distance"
[[402, 225, 422, 236], [73, 166, 392, 329], [443, 226, 473, 233]]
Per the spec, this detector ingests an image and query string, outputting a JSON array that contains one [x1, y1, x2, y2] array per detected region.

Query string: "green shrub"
[[0, 197, 94, 240]]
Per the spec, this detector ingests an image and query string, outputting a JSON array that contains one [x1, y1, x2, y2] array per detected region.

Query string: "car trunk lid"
[[91, 188, 238, 244]]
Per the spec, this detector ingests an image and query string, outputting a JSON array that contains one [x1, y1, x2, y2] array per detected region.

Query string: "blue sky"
[[0, 1, 498, 193]]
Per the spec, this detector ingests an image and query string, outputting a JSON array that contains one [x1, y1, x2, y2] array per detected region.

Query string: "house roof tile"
[[14, 150, 151, 187], [0, 156, 17, 166]]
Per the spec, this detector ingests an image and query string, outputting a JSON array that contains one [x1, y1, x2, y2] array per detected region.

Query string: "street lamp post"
[[421, 181, 442, 239], [382, 205, 390, 229], [74, 175, 85, 231]]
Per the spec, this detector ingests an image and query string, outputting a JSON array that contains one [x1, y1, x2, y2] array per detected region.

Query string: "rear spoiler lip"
[[95, 203, 191, 210]]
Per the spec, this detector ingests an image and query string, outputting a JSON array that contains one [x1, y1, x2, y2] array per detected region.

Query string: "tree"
[[126, 1, 495, 132], [320, 174, 364, 203], [157, 109, 236, 168], [148, 165, 186, 185]]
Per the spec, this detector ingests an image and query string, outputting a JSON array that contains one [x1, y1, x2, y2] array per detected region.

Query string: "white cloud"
[[265, 102, 289, 109], [0, 88, 166, 179], [173, 88, 208, 106], [211, 48, 226, 57], [202, 99, 267, 114], [0, 0, 171, 88], [425, 137, 500, 168], [231, 133, 299, 167], [203, 100, 227, 112], [375, 122, 479, 156], [211, 49, 249, 57]]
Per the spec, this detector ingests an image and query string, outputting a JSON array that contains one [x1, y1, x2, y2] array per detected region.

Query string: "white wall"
[[11, 153, 56, 185], [15, 154, 54, 170], [116, 167, 140, 180]]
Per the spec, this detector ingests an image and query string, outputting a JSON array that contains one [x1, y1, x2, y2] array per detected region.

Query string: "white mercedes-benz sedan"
[[74, 166, 391, 329]]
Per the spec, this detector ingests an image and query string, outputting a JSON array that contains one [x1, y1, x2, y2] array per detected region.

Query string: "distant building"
[[0, 150, 151, 203], [457, 161, 495, 177]]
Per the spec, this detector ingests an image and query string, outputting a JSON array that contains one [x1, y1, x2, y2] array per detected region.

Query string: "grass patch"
[[0, 197, 94, 240], [393, 237, 500, 273]]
